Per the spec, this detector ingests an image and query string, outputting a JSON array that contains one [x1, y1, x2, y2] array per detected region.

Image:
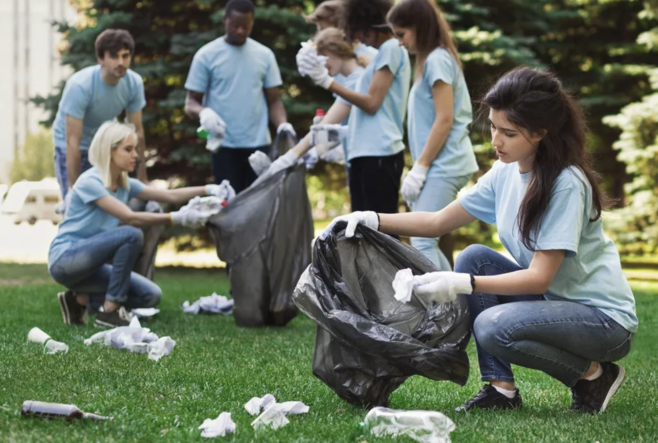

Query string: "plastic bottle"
[[313, 109, 325, 126], [364, 407, 455, 443], [21, 401, 114, 421], [312, 109, 330, 148], [197, 127, 210, 140]]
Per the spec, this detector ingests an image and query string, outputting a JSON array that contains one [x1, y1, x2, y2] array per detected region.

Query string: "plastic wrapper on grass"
[[364, 407, 455, 443], [293, 222, 471, 407], [207, 132, 313, 327]]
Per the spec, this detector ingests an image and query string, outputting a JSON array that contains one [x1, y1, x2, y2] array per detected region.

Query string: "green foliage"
[[9, 132, 55, 184]]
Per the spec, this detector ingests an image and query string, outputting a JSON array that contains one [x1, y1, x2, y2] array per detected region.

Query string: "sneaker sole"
[[57, 292, 71, 325], [94, 319, 118, 328], [600, 365, 626, 413]]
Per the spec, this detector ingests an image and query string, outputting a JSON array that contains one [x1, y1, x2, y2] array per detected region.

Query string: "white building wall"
[[0, 0, 78, 184]]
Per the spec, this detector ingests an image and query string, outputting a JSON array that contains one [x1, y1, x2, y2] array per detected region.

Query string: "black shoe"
[[95, 306, 133, 328], [570, 362, 625, 413], [57, 291, 86, 325], [455, 384, 523, 413]]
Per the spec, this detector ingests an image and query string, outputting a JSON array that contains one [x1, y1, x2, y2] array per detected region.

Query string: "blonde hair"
[[315, 27, 368, 68], [88, 121, 136, 189], [304, 0, 344, 28]]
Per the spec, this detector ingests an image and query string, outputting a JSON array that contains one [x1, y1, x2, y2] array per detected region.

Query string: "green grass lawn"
[[1, 263, 657, 443]]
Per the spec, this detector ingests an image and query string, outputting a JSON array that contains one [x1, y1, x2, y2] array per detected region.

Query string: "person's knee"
[[120, 226, 144, 249], [455, 244, 490, 273], [473, 306, 512, 354], [144, 285, 162, 308]]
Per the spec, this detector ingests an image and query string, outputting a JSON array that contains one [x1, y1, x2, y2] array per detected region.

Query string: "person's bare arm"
[[473, 250, 566, 296], [265, 87, 287, 128], [416, 81, 454, 167], [126, 110, 148, 182], [289, 101, 352, 158], [65, 115, 83, 187], [135, 186, 207, 205], [328, 67, 394, 115], [95, 195, 172, 227], [378, 200, 477, 238], [184, 91, 205, 119]]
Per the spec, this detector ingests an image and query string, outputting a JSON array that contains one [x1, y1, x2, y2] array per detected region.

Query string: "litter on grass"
[[83, 317, 175, 361], [199, 412, 236, 438], [182, 293, 234, 315], [245, 394, 276, 416], [131, 308, 160, 318], [245, 395, 309, 430], [364, 407, 456, 443], [27, 327, 69, 354]]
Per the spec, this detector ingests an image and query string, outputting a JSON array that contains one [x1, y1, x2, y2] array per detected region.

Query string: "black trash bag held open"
[[293, 223, 471, 407], [207, 133, 313, 327]]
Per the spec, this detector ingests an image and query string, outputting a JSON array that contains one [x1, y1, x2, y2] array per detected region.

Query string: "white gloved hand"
[[311, 124, 349, 146], [267, 150, 299, 176], [277, 122, 297, 138], [401, 163, 429, 205], [412, 272, 472, 304], [199, 108, 226, 136], [320, 145, 345, 164], [205, 180, 236, 202], [206, 135, 222, 153], [303, 148, 319, 170], [322, 211, 379, 239], [249, 151, 273, 176], [170, 208, 212, 228], [296, 41, 317, 77], [300, 52, 334, 89]]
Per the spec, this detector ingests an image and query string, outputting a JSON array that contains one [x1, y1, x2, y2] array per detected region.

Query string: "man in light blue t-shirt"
[[184, 0, 295, 193], [53, 29, 147, 199]]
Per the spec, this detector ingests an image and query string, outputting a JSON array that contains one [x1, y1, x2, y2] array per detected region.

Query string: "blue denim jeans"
[[54, 148, 93, 199], [49, 226, 162, 311], [455, 245, 634, 387], [411, 174, 471, 271]]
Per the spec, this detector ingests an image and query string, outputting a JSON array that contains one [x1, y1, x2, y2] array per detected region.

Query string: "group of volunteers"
[[47, 0, 637, 416]]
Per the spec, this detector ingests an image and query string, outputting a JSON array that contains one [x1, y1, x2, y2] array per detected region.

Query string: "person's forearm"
[[166, 186, 208, 204], [473, 269, 549, 296], [66, 142, 82, 187], [378, 212, 448, 238], [329, 82, 378, 114], [290, 133, 314, 158], [416, 116, 452, 167], [268, 99, 287, 128], [124, 212, 172, 228], [184, 96, 204, 119]]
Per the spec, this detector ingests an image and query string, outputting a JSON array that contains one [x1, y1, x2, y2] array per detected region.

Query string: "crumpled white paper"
[[182, 293, 234, 315], [131, 308, 160, 318], [199, 412, 236, 438], [393, 268, 415, 303], [84, 317, 175, 360], [245, 394, 276, 416], [364, 407, 456, 443], [246, 395, 310, 430]]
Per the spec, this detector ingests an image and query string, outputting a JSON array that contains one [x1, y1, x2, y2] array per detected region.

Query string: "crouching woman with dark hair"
[[322, 67, 638, 414]]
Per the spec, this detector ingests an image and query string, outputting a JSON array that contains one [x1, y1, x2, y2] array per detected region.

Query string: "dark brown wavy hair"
[[483, 67, 612, 250]]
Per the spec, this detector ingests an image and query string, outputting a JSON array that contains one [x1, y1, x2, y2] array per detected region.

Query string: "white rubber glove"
[[300, 52, 334, 89], [267, 150, 299, 176], [303, 148, 319, 170], [206, 135, 222, 153], [199, 108, 226, 136], [311, 124, 349, 146], [412, 272, 473, 304], [277, 122, 297, 138], [205, 180, 236, 202], [401, 163, 429, 205], [296, 41, 316, 77], [320, 145, 345, 164], [249, 151, 273, 176], [170, 208, 212, 228], [322, 211, 379, 239]]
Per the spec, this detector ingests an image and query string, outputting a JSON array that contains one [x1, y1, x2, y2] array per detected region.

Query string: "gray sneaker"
[[95, 306, 133, 328]]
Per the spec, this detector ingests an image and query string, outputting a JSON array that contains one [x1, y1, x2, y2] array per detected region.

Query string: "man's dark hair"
[[95, 29, 135, 59], [343, 0, 393, 41], [225, 0, 255, 17]]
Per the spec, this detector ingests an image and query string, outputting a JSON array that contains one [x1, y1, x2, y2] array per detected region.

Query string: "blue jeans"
[[411, 174, 471, 271], [54, 148, 93, 199], [49, 226, 162, 311], [455, 245, 634, 387]]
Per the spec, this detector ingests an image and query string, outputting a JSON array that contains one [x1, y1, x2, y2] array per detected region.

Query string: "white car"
[[1, 179, 63, 225]]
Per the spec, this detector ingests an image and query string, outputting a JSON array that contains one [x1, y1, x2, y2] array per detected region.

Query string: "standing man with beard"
[[184, 0, 295, 194], [53, 29, 148, 201]]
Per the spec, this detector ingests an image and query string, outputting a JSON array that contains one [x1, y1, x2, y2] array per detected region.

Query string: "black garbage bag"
[[293, 222, 471, 407], [207, 162, 313, 327]]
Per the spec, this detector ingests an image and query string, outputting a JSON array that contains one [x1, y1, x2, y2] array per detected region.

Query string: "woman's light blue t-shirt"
[[339, 39, 411, 161], [408, 48, 478, 178], [52, 65, 146, 151], [185, 37, 283, 148], [48, 168, 145, 268], [459, 161, 638, 332]]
